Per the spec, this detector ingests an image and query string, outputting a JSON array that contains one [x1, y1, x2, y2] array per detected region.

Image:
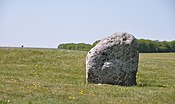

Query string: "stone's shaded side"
[[86, 32, 139, 86]]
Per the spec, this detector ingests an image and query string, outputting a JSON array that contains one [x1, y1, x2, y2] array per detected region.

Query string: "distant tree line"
[[58, 43, 92, 51], [137, 39, 175, 53], [58, 39, 175, 53]]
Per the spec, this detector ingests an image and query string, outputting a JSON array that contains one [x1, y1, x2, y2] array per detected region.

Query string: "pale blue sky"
[[0, 0, 175, 48]]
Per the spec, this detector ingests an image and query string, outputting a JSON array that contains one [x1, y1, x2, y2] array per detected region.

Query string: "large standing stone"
[[86, 32, 139, 86]]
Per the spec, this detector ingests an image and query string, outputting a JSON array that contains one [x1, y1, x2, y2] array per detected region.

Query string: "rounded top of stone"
[[97, 32, 136, 46], [89, 32, 137, 55]]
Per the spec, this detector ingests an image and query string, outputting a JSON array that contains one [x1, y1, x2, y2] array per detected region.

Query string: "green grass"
[[0, 48, 175, 104]]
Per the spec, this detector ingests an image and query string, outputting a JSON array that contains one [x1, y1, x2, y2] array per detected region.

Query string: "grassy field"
[[0, 48, 175, 104]]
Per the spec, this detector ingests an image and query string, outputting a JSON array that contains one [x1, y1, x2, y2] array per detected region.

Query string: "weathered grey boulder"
[[86, 32, 139, 86]]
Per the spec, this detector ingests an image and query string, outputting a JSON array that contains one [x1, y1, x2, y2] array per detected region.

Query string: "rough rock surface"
[[86, 32, 139, 86]]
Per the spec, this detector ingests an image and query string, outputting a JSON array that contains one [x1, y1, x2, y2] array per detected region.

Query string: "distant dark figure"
[[21, 45, 24, 48]]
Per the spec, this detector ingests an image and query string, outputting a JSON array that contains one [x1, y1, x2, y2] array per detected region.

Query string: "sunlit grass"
[[0, 48, 175, 104]]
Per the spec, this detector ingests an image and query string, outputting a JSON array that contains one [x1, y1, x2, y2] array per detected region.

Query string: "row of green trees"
[[58, 39, 175, 53], [137, 39, 175, 53], [58, 43, 93, 51]]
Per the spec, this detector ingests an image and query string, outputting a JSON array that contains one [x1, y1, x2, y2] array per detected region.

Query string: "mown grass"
[[0, 48, 175, 104]]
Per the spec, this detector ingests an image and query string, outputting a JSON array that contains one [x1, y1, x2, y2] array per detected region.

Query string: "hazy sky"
[[0, 0, 175, 48]]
